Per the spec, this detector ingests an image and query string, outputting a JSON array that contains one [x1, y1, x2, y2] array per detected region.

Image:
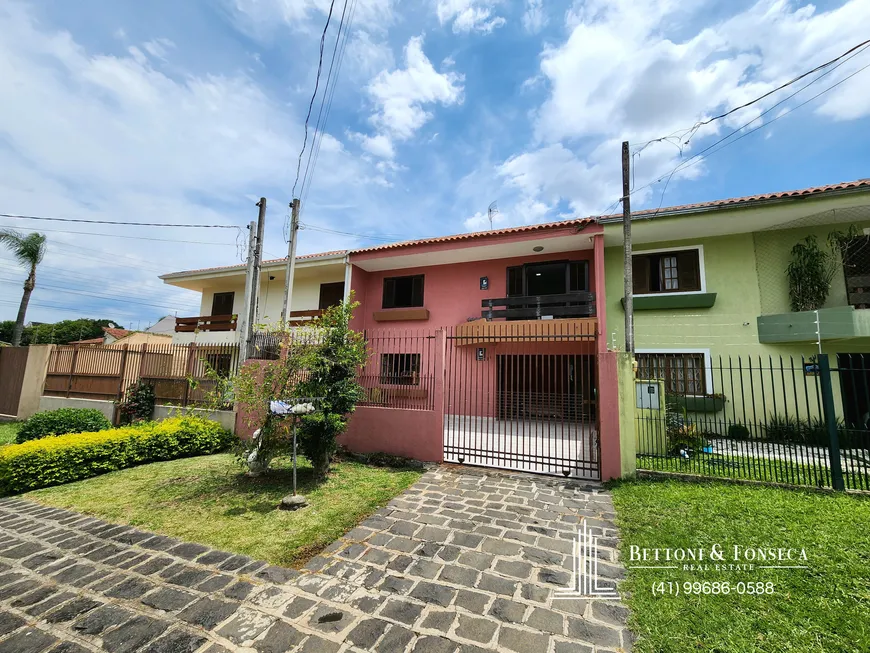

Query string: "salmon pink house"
[[162, 217, 628, 481]]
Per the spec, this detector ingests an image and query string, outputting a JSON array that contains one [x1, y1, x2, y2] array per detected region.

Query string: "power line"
[[292, 0, 337, 198], [0, 276, 191, 312], [632, 37, 870, 152], [300, 222, 411, 242], [631, 45, 870, 217], [0, 213, 239, 228], [0, 223, 242, 245], [299, 0, 355, 217]]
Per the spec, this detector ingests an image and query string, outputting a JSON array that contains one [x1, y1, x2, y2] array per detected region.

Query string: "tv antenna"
[[487, 201, 499, 230]]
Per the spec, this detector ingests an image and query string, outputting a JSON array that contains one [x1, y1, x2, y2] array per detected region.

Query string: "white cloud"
[[142, 38, 174, 61], [522, 0, 547, 34], [436, 0, 506, 34], [360, 36, 464, 158], [231, 0, 395, 34], [494, 0, 870, 223], [0, 2, 392, 324]]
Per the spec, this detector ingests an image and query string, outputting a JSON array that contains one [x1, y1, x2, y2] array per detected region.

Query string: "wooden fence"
[[44, 343, 240, 406]]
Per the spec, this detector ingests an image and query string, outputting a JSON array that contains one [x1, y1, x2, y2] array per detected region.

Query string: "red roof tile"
[[68, 337, 104, 345], [103, 327, 131, 340], [602, 178, 870, 220]]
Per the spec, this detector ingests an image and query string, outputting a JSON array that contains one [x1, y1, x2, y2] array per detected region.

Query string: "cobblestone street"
[[0, 466, 631, 652]]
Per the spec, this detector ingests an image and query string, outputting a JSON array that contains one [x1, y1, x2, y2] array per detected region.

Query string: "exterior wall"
[[152, 405, 236, 433], [755, 221, 870, 315], [108, 333, 173, 348], [339, 407, 443, 462], [38, 396, 115, 422], [350, 249, 596, 330], [16, 345, 53, 420], [604, 224, 870, 434]]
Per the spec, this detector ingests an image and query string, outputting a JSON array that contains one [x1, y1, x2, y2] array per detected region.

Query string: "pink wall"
[[350, 249, 597, 330], [597, 351, 622, 481], [339, 406, 444, 462]]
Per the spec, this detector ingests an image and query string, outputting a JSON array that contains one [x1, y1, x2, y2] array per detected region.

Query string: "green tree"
[[0, 320, 14, 344], [296, 300, 367, 479], [0, 230, 46, 346], [28, 319, 119, 345], [233, 298, 367, 479]]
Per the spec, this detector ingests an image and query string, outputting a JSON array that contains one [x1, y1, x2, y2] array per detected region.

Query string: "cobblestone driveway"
[[0, 466, 631, 652]]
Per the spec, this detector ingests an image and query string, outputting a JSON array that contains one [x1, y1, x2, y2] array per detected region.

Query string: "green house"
[[601, 179, 870, 437]]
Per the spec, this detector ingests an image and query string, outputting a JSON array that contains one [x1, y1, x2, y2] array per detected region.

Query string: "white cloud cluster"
[[231, 0, 395, 33], [358, 36, 464, 160], [436, 0, 505, 34], [522, 0, 546, 34], [496, 0, 870, 224]]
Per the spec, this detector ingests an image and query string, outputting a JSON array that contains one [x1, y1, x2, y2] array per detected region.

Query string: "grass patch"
[[610, 478, 870, 652], [27, 453, 422, 567], [0, 422, 19, 447], [637, 453, 870, 491]]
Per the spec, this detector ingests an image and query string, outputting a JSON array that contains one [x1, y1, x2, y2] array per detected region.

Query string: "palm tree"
[[0, 230, 47, 346]]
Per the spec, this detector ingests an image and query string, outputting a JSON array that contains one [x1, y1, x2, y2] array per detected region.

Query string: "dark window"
[[636, 353, 706, 395], [383, 275, 424, 309], [380, 353, 421, 385], [840, 236, 870, 309], [633, 249, 701, 294], [211, 292, 235, 316], [506, 261, 589, 297], [318, 282, 345, 309], [205, 353, 232, 377]]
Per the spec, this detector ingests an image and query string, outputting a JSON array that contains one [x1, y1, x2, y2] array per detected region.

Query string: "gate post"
[[433, 329, 446, 463], [67, 344, 80, 398], [817, 354, 845, 491]]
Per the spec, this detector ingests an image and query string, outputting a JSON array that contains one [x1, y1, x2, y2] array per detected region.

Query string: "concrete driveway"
[[0, 466, 631, 652]]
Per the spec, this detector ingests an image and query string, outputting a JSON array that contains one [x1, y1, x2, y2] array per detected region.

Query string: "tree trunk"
[[11, 267, 35, 347]]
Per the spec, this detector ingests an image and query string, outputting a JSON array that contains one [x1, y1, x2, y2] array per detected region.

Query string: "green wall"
[[603, 223, 870, 434]]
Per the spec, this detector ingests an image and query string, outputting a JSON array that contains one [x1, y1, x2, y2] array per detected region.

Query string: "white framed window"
[[635, 348, 713, 396], [632, 245, 706, 296]]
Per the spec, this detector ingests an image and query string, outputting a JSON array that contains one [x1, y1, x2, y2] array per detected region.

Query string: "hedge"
[[17, 408, 112, 443], [0, 416, 233, 494]]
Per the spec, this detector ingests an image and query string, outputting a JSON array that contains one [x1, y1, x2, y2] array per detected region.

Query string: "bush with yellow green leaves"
[[0, 416, 233, 494]]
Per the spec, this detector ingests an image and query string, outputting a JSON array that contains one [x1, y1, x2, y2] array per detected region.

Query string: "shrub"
[[17, 408, 111, 444], [727, 423, 751, 440], [118, 381, 156, 425], [0, 416, 233, 494], [764, 415, 804, 443]]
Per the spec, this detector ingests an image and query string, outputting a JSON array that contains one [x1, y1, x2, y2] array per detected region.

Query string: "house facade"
[[159, 178, 870, 480]]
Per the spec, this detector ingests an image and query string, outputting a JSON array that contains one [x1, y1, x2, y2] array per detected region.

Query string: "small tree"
[[233, 298, 367, 478], [296, 301, 367, 479], [0, 229, 46, 346]]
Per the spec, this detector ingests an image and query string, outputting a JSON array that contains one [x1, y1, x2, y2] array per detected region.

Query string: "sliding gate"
[[443, 323, 599, 479]]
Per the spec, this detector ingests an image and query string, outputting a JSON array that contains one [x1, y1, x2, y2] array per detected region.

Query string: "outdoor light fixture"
[[480, 276, 489, 290], [476, 347, 486, 361], [533, 246, 544, 252]]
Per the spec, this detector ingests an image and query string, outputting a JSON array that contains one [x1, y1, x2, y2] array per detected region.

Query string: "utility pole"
[[239, 220, 257, 361], [281, 199, 300, 324], [622, 141, 634, 353], [250, 198, 267, 331]]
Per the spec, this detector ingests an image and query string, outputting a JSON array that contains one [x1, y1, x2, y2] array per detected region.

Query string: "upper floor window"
[[383, 275, 424, 309], [506, 260, 588, 296], [211, 291, 235, 316], [633, 248, 702, 295]]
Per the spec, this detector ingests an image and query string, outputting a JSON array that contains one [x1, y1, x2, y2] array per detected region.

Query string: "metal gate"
[[443, 322, 599, 479], [0, 346, 29, 417]]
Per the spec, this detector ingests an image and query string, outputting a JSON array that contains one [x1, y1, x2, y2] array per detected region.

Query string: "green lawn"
[[0, 422, 19, 447], [27, 454, 422, 567], [610, 479, 870, 653]]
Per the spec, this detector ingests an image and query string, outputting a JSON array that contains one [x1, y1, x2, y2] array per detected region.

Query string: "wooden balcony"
[[454, 318, 598, 345], [175, 314, 237, 333], [481, 292, 595, 321]]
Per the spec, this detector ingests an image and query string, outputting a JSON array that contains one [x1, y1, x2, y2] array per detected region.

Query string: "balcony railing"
[[175, 314, 237, 333], [481, 292, 595, 320]]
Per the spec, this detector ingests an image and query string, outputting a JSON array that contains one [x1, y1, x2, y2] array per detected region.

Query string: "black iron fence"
[[635, 353, 870, 491]]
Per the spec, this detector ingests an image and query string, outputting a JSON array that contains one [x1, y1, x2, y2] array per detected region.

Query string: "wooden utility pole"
[[622, 141, 634, 353], [239, 220, 257, 361], [281, 199, 300, 324]]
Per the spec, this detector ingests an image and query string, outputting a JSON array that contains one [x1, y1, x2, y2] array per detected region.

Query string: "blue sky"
[[1, 0, 869, 329]]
